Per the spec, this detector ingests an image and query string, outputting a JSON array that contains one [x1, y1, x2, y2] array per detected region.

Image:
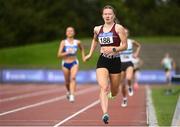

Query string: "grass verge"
[[151, 85, 180, 126], [0, 38, 99, 69], [0, 36, 179, 69]]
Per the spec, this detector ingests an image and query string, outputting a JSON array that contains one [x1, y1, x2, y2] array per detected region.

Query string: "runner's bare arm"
[[57, 40, 69, 58], [133, 40, 141, 58], [84, 26, 99, 61], [78, 40, 85, 62]]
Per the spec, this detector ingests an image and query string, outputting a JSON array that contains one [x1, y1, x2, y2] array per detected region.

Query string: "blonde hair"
[[102, 5, 116, 14], [102, 5, 119, 23]]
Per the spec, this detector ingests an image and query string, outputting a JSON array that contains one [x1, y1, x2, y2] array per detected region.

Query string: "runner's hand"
[[84, 54, 91, 61]]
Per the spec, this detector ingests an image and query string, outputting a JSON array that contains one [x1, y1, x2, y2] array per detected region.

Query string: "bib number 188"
[[98, 32, 113, 44], [100, 37, 111, 44]]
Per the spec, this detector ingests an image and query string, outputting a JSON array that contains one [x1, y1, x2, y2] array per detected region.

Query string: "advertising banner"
[[0, 69, 178, 84]]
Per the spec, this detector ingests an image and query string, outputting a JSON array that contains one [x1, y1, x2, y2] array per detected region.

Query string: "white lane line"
[[171, 95, 180, 126], [53, 99, 100, 127], [0, 86, 98, 116], [146, 85, 158, 126], [0, 88, 65, 102]]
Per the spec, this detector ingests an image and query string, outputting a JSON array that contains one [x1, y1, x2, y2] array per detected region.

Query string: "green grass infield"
[[151, 85, 180, 126], [0, 36, 180, 69]]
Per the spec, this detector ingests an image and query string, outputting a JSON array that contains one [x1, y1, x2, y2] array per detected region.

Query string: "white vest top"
[[63, 39, 78, 56], [162, 57, 173, 70], [120, 39, 133, 62]]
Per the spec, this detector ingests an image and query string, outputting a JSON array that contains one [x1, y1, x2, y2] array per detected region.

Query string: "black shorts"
[[164, 68, 170, 72], [121, 61, 134, 72], [96, 54, 121, 74], [134, 68, 140, 73]]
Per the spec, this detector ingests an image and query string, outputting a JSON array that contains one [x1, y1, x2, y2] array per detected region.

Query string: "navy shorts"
[[62, 60, 78, 70]]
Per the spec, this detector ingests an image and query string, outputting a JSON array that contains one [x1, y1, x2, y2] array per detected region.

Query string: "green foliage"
[[0, 0, 180, 48], [0, 0, 101, 48], [144, 5, 180, 35], [152, 85, 180, 126]]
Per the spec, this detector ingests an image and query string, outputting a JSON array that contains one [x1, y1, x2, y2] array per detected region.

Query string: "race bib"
[[122, 55, 130, 59], [66, 46, 77, 54], [98, 32, 113, 45]]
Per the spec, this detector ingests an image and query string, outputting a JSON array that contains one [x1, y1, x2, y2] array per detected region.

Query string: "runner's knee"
[[100, 85, 109, 93], [70, 77, 76, 82]]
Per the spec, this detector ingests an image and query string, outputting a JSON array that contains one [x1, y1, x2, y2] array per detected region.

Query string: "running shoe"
[[121, 97, 128, 108], [66, 92, 70, 100], [128, 86, 134, 96], [69, 94, 75, 102], [102, 113, 109, 124], [108, 92, 115, 100]]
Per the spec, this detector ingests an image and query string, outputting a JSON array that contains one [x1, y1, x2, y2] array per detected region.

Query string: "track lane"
[[0, 84, 59, 97], [0, 85, 90, 112], [0, 85, 99, 126], [61, 86, 147, 126], [0, 84, 147, 126]]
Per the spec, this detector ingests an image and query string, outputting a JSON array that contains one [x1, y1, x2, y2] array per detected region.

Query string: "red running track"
[[0, 84, 147, 126]]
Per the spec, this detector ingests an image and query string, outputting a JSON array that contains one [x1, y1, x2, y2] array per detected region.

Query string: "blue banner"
[[137, 70, 166, 84], [45, 70, 64, 83], [1, 69, 97, 83], [2, 69, 45, 83], [0, 69, 178, 84]]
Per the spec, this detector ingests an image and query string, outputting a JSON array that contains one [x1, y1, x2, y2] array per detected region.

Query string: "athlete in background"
[[120, 28, 141, 107], [161, 53, 176, 95], [57, 26, 85, 102]]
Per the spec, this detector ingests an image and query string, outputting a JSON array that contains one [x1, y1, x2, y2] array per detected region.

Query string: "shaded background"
[[0, 0, 180, 70], [0, 0, 180, 48]]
